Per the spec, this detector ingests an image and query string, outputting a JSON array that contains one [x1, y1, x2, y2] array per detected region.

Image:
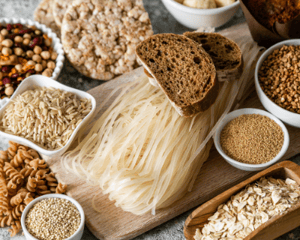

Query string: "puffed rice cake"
[[53, 0, 73, 28], [34, 0, 60, 36], [61, 0, 153, 80]]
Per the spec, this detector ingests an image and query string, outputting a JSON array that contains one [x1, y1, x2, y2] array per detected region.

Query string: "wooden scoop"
[[184, 161, 300, 240]]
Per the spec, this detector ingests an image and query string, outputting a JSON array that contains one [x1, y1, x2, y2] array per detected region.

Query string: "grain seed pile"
[[25, 198, 80, 240], [220, 114, 284, 164], [0, 87, 92, 150], [259, 45, 300, 113], [0, 141, 67, 237], [194, 177, 300, 240]]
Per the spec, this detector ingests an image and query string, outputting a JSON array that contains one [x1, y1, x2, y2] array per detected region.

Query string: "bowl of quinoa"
[[21, 194, 85, 240], [214, 108, 289, 171], [255, 39, 300, 128]]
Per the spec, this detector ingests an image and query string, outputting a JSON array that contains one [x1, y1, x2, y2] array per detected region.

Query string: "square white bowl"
[[214, 108, 290, 171], [255, 39, 300, 128], [0, 75, 96, 157]]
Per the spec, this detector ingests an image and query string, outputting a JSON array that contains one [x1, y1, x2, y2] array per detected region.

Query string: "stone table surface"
[[0, 0, 300, 240]]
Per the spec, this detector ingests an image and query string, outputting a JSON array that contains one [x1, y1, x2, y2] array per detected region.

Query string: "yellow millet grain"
[[220, 114, 284, 164]]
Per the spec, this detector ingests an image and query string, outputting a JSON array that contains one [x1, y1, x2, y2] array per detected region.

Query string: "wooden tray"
[[45, 23, 300, 240], [184, 161, 300, 240]]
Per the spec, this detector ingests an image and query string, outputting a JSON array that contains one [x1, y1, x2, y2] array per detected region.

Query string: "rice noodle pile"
[[0, 87, 92, 150], [62, 38, 262, 215]]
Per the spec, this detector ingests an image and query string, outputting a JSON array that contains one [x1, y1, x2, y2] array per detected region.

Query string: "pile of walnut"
[[194, 177, 300, 240], [0, 23, 57, 98], [0, 141, 67, 237]]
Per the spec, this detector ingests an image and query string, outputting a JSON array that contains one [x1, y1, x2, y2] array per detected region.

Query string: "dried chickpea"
[[26, 50, 34, 58], [44, 38, 51, 47], [35, 64, 43, 72], [2, 47, 12, 56], [47, 61, 56, 70], [41, 51, 50, 60], [51, 52, 58, 61], [35, 30, 41, 35], [14, 36, 23, 43], [33, 46, 42, 55], [5, 87, 14, 96], [23, 38, 30, 46], [32, 54, 42, 63], [1, 39, 13, 47], [0, 34, 4, 42], [42, 68, 53, 77], [1, 29, 8, 36], [41, 60, 47, 69], [27, 60, 35, 66], [23, 33, 31, 39], [14, 48, 23, 56], [15, 64, 22, 72]]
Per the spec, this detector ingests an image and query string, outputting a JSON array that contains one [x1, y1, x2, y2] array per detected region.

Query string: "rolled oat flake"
[[220, 114, 284, 164], [25, 198, 81, 240]]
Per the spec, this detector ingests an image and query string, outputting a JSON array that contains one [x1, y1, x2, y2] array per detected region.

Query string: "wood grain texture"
[[184, 161, 300, 240], [44, 22, 300, 240]]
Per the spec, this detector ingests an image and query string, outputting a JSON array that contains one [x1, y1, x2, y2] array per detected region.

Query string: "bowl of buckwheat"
[[21, 194, 85, 240], [0, 18, 64, 100], [255, 39, 300, 128], [214, 108, 289, 171]]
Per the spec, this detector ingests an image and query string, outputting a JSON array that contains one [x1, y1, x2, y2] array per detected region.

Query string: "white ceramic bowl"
[[161, 0, 240, 29], [0, 18, 64, 80], [0, 75, 96, 157], [21, 194, 85, 240], [255, 39, 300, 128], [214, 108, 290, 171]]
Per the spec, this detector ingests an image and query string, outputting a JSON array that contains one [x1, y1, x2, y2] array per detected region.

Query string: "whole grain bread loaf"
[[136, 33, 218, 117], [184, 32, 243, 81]]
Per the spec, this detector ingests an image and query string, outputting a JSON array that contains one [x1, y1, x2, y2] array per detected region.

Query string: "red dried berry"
[[1, 66, 11, 73], [15, 24, 23, 29], [11, 73, 19, 78], [6, 24, 12, 31], [2, 77, 11, 85], [26, 69, 35, 74], [14, 43, 22, 48], [8, 34, 16, 40], [29, 41, 37, 49]]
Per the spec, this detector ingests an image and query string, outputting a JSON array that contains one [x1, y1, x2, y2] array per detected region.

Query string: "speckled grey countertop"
[[0, 0, 300, 240]]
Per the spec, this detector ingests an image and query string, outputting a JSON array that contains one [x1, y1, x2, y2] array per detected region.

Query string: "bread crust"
[[136, 33, 218, 117], [184, 32, 243, 82]]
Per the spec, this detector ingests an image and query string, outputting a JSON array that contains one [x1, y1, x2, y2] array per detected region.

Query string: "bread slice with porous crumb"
[[184, 32, 243, 81], [136, 33, 218, 117]]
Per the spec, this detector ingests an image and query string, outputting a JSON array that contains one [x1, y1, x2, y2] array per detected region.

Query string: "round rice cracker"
[[53, 0, 73, 28], [61, 0, 153, 80], [34, 0, 61, 37]]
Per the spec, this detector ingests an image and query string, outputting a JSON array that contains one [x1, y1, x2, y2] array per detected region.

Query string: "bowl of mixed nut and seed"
[[255, 39, 300, 128], [21, 194, 85, 240], [0, 18, 64, 100]]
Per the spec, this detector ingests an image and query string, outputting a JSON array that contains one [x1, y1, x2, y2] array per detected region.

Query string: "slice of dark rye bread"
[[136, 33, 219, 117], [184, 32, 243, 81]]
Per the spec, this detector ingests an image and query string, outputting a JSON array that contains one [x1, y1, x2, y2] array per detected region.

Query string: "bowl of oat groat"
[[21, 194, 85, 240], [255, 39, 300, 128]]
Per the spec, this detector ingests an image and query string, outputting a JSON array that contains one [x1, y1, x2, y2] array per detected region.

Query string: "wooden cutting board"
[[45, 22, 300, 240]]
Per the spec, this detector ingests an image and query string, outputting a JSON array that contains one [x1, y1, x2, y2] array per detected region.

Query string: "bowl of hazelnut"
[[0, 18, 64, 99], [255, 39, 300, 128]]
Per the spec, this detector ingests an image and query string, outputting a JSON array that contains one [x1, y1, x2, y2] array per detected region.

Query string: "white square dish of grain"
[[0, 75, 96, 157]]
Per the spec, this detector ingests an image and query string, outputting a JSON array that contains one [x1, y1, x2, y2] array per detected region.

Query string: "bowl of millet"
[[0, 18, 64, 100], [255, 39, 300, 128], [21, 194, 85, 240]]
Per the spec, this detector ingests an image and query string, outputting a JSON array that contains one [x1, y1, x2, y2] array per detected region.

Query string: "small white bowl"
[[255, 39, 300, 128], [0, 18, 64, 80], [21, 194, 85, 240], [214, 108, 290, 171], [0, 75, 96, 157], [161, 0, 240, 29]]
